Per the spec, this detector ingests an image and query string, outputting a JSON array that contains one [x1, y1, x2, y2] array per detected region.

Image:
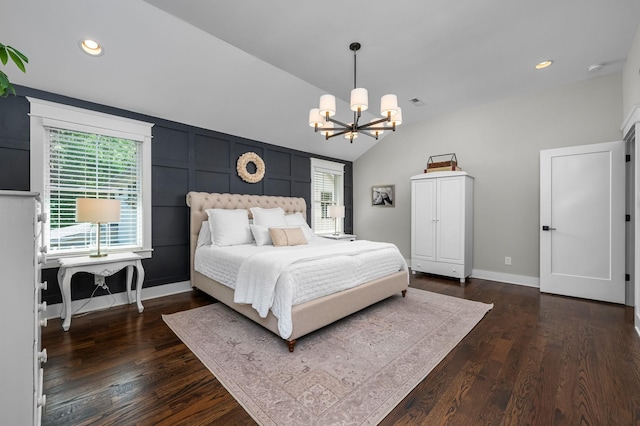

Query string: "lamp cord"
[[72, 280, 116, 318]]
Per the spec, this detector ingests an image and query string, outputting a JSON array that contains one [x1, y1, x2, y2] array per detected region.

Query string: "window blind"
[[45, 127, 143, 254], [312, 168, 343, 234]]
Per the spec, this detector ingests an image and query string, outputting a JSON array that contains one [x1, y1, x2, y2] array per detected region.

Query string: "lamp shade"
[[388, 107, 403, 127], [350, 88, 369, 112], [380, 94, 398, 117], [308, 108, 324, 128], [319, 94, 336, 117], [76, 198, 121, 223], [328, 205, 345, 219], [321, 121, 335, 137]]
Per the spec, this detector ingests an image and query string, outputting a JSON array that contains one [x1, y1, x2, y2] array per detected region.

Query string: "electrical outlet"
[[505, 256, 512, 265]]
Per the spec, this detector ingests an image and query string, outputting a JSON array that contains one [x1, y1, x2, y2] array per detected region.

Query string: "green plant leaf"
[[0, 46, 7, 66], [7, 46, 28, 63], [0, 70, 13, 97], [7, 50, 26, 72]]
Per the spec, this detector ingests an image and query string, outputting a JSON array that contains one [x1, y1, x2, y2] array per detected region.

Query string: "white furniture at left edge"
[[0, 191, 47, 426], [57, 252, 145, 331]]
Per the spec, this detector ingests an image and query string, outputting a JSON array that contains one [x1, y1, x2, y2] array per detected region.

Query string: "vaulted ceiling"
[[4, 0, 640, 161]]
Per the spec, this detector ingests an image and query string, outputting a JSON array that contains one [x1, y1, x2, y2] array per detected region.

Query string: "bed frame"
[[186, 192, 408, 352]]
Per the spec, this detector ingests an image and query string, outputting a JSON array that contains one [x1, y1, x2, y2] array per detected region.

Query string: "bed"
[[186, 192, 409, 352]]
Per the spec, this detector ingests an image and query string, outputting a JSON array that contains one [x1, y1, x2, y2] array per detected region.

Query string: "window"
[[29, 98, 153, 264], [310, 158, 344, 234]]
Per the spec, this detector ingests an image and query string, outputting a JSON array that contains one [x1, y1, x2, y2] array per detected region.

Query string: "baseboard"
[[44, 280, 193, 320], [471, 269, 540, 288]]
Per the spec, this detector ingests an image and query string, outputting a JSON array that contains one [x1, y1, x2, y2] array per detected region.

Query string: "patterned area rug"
[[163, 288, 492, 425]]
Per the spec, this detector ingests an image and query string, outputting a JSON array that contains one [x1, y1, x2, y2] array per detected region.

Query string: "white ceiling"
[[4, 0, 640, 161]]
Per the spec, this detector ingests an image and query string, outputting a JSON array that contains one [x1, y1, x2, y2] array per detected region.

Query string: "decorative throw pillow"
[[196, 220, 212, 248], [284, 213, 315, 241], [250, 224, 272, 246], [206, 208, 253, 247], [269, 227, 308, 247], [250, 207, 287, 227]]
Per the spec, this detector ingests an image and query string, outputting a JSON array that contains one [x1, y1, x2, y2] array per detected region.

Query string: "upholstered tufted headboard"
[[185, 192, 307, 282]]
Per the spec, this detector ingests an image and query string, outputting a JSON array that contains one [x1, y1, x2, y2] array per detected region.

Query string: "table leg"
[[125, 265, 134, 304], [135, 260, 145, 313], [57, 269, 66, 320], [61, 271, 73, 331]]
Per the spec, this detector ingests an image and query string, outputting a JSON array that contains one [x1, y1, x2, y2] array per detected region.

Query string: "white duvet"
[[194, 238, 408, 339]]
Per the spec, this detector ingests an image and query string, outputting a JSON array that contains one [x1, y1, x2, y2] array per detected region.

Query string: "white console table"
[[57, 252, 145, 331]]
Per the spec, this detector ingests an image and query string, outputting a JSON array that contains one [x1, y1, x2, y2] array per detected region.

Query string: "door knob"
[[542, 225, 557, 231]]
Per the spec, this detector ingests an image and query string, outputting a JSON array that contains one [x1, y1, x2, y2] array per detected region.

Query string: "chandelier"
[[308, 42, 402, 143]]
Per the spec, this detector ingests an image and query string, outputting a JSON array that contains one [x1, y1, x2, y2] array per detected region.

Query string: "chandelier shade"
[[309, 42, 401, 143], [350, 88, 369, 112], [380, 94, 399, 116], [319, 94, 337, 117]]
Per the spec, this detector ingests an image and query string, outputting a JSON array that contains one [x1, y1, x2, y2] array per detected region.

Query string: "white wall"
[[623, 24, 640, 118], [354, 72, 623, 282]]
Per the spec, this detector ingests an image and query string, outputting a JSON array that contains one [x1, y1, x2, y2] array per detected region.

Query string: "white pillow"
[[250, 224, 272, 246], [250, 207, 287, 227], [285, 213, 315, 241], [206, 209, 253, 247], [196, 220, 212, 248]]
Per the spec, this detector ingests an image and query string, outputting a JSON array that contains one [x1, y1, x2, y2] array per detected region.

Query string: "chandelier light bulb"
[[321, 121, 335, 137], [369, 118, 384, 137], [344, 131, 359, 140]]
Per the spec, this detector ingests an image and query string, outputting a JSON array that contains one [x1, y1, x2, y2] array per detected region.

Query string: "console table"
[[57, 252, 145, 331]]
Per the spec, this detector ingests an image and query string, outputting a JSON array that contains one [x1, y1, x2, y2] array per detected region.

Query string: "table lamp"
[[76, 198, 121, 257], [328, 205, 345, 236]]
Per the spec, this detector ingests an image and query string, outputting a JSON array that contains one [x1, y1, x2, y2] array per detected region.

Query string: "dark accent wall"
[[0, 86, 353, 306]]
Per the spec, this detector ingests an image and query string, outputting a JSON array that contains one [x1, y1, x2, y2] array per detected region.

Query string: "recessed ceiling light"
[[535, 60, 553, 70], [79, 38, 104, 56]]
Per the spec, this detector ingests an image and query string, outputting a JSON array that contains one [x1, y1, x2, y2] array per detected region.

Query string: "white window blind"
[[310, 158, 344, 234], [45, 127, 143, 254]]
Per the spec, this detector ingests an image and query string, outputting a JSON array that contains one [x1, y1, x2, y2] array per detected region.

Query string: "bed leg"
[[287, 339, 297, 352], [402, 289, 407, 297]]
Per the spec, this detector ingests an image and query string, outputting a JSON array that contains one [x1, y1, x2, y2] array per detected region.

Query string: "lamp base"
[[89, 252, 108, 258]]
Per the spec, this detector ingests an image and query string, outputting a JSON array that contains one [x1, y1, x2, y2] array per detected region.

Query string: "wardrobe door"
[[436, 176, 465, 264]]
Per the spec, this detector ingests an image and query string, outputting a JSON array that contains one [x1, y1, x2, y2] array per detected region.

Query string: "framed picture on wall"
[[372, 185, 395, 207]]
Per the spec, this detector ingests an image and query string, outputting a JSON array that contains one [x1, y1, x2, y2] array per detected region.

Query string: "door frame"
[[622, 106, 640, 337]]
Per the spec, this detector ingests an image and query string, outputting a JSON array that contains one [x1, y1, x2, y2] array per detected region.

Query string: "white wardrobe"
[[411, 172, 474, 283], [0, 191, 48, 425]]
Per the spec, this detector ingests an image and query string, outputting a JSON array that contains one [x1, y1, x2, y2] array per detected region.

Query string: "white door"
[[540, 141, 625, 303], [412, 179, 436, 262], [437, 176, 464, 263]]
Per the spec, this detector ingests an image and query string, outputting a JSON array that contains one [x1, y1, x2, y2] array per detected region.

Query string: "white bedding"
[[194, 237, 408, 339]]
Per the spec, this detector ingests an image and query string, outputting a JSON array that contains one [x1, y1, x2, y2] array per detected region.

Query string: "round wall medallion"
[[237, 152, 265, 183]]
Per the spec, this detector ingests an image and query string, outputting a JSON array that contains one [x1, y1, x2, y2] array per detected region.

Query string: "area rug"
[[163, 288, 492, 425]]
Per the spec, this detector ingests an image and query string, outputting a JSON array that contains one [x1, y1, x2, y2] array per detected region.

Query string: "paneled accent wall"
[[0, 86, 352, 305]]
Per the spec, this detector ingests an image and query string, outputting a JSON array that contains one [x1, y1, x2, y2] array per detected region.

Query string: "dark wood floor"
[[41, 275, 640, 425]]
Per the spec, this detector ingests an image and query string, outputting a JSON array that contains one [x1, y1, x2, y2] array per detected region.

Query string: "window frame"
[[28, 98, 154, 267], [310, 158, 345, 234]]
